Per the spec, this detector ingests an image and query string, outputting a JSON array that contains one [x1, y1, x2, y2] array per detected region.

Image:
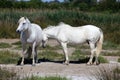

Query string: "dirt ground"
[[0, 39, 120, 80]]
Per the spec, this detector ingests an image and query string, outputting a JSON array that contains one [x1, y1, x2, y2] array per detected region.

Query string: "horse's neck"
[[24, 24, 32, 38], [46, 27, 58, 38]]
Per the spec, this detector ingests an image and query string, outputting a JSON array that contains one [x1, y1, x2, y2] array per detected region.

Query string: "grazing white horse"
[[16, 17, 43, 66], [42, 22, 103, 65]]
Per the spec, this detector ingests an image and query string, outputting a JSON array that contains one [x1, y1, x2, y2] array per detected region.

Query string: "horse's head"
[[42, 25, 57, 48], [16, 17, 30, 34], [42, 31, 48, 48]]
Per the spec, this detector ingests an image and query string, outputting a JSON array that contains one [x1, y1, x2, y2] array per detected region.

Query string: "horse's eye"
[[23, 23, 25, 25]]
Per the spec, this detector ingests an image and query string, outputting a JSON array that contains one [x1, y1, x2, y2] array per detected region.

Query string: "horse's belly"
[[68, 38, 86, 44]]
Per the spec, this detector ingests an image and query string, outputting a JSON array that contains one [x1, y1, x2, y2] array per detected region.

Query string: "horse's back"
[[57, 24, 102, 43]]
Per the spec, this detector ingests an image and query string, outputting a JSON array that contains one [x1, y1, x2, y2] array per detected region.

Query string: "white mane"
[[18, 17, 25, 23], [43, 25, 56, 31], [18, 17, 30, 24]]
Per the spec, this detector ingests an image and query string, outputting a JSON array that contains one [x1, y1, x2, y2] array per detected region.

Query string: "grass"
[[0, 66, 68, 80], [12, 40, 109, 63], [70, 49, 108, 63], [0, 67, 16, 80], [0, 50, 20, 64], [0, 42, 12, 48], [12, 41, 21, 45], [102, 51, 120, 56], [118, 57, 120, 62], [38, 50, 64, 61], [91, 66, 120, 80], [103, 41, 120, 50], [21, 76, 69, 80]]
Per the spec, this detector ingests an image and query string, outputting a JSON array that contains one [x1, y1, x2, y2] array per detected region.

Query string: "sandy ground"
[[0, 39, 120, 80]]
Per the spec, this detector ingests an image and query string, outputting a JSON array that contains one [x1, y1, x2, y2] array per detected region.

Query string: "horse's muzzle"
[[16, 30, 21, 34], [42, 40, 46, 48], [42, 45, 46, 48]]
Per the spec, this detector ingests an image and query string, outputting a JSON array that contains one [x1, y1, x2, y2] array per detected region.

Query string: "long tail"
[[96, 29, 104, 55]]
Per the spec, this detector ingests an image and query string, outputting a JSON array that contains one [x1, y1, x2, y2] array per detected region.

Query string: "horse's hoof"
[[63, 61, 69, 65], [87, 62, 93, 65], [93, 62, 100, 65], [20, 63, 24, 66], [32, 64, 35, 66]]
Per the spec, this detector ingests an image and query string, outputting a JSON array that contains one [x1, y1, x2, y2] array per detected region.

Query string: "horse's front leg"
[[34, 46, 38, 63], [21, 44, 26, 65], [32, 42, 36, 66], [61, 42, 69, 65]]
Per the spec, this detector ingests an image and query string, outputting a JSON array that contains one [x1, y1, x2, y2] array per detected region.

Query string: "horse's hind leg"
[[26, 46, 32, 58], [87, 43, 96, 65], [61, 42, 69, 65], [94, 45, 101, 65]]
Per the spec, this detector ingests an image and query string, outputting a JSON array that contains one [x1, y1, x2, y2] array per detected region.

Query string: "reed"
[[0, 9, 120, 44]]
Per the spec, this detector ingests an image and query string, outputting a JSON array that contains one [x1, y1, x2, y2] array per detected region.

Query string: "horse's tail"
[[96, 29, 104, 55]]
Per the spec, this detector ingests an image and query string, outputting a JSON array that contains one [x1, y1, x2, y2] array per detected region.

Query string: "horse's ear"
[[25, 17, 31, 23], [19, 16, 22, 18], [24, 17, 27, 19]]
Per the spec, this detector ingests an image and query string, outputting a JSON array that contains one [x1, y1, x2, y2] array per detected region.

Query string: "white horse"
[[16, 17, 43, 66], [42, 22, 103, 65]]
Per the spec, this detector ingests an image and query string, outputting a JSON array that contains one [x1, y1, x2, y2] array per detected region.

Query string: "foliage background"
[[0, 0, 120, 44]]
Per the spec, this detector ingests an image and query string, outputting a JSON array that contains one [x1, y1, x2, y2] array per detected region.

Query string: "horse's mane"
[[18, 17, 25, 23], [58, 22, 72, 27], [18, 17, 30, 23], [43, 25, 56, 31], [44, 22, 71, 31]]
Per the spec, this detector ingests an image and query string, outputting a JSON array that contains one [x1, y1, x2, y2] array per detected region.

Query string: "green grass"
[[98, 56, 108, 63], [118, 57, 120, 62], [70, 49, 108, 63], [102, 52, 120, 56], [70, 49, 86, 61], [38, 50, 64, 61], [0, 42, 12, 48], [12, 41, 21, 45], [103, 41, 120, 50], [0, 50, 20, 64]]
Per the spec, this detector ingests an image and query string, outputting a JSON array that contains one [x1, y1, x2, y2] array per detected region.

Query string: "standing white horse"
[[42, 22, 103, 65], [16, 17, 43, 66]]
